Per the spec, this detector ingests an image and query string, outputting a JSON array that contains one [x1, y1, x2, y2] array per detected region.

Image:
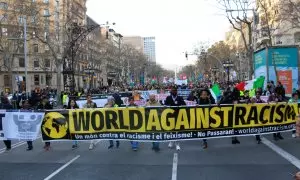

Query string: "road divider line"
[[262, 137, 300, 169], [172, 153, 178, 180], [0, 142, 26, 154], [43, 155, 80, 180], [0, 141, 24, 151], [0, 135, 42, 154]]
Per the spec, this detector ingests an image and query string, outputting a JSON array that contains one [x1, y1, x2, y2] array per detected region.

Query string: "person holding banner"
[[84, 95, 98, 150], [197, 89, 212, 149], [37, 96, 53, 151], [67, 99, 79, 149], [289, 92, 299, 138], [267, 92, 285, 141], [133, 90, 143, 101], [249, 91, 265, 144], [105, 97, 120, 149], [165, 87, 186, 151], [219, 90, 241, 144], [146, 94, 162, 152], [21, 100, 34, 151], [1, 96, 13, 152], [127, 96, 139, 151]]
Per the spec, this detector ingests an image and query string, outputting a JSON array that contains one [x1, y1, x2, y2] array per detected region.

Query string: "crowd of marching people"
[[0, 80, 299, 153]]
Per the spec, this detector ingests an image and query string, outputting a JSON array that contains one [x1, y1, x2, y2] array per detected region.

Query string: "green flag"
[[253, 76, 265, 89], [210, 84, 221, 101]]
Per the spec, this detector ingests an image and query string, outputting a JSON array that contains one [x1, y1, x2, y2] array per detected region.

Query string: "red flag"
[[235, 81, 246, 91]]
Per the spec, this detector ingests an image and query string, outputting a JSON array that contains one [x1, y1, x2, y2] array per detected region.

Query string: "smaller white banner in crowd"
[[139, 90, 158, 100], [175, 79, 188, 85], [1, 111, 44, 140]]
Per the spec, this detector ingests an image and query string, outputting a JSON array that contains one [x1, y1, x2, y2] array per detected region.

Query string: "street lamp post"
[[23, 16, 28, 99], [63, 23, 99, 94], [223, 59, 234, 84]]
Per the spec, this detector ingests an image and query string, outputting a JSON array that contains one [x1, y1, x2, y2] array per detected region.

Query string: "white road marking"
[[43, 155, 80, 180], [262, 137, 300, 169], [0, 135, 42, 154], [172, 153, 178, 180]]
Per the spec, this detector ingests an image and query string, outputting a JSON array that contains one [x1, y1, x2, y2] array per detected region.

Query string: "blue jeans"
[[131, 141, 139, 149]]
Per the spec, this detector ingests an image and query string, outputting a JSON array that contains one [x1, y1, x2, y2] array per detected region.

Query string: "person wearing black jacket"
[[267, 92, 285, 141], [187, 91, 198, 102], [0, 97, 13, 152], [197, 89, 212, 149], [219, 90, 241, 144], [165, 87, 186, 151], [37, 96, 53, 151], [274, 81, 286, 99], [112, 91, 123, 107], [67, 99, 80, 149], [250, 91, 265, 144]]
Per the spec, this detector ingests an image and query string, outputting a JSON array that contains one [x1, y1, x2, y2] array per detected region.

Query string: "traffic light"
[[185, 52, 188, 60]]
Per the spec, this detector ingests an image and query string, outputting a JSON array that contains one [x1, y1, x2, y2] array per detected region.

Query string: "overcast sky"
[[86, 0, 231, 70]]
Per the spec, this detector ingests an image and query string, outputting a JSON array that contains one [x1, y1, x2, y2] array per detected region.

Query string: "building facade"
[[255, 0, 300, 48], [123, 36, 144, 53], [0, 0, 124, 93], [143, 37, 156, 63], [100, 26, 123, 86]]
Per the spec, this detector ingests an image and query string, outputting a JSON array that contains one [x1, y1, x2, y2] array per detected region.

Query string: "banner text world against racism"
[[68, 103, 297, 133]]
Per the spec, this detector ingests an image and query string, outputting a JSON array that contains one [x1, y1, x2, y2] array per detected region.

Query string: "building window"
[[34, 75, 39, 85], [34, 59, 39, 68], [33, 44, 38, 52], [43, 0, 49, 4], [45, 44, 49, 51], [44, 9, 50, 16], [0, 2, 8, 10], [19, 43, 24, 53], [44, 31, 48, 40], [2, 28, 7, 36], [19, 58, 25, 67], [31, 16, 36, 24], [45, 59, 50, 67], [18, 16, 24, 24], [4, 75, 10, 86], [41, 75, 44, 84], [294, 32, 300, 43], [46, 75, 51, 86]]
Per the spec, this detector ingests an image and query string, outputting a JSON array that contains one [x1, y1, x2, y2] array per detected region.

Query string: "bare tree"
[[0, 0, 48, 92], [217, 0, 255, 78]]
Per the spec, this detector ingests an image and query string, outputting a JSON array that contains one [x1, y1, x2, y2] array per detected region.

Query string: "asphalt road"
[[0, 132, 299, 180]]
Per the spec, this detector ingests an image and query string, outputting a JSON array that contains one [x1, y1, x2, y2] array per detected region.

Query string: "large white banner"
[[2, 111, 44, 140]]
